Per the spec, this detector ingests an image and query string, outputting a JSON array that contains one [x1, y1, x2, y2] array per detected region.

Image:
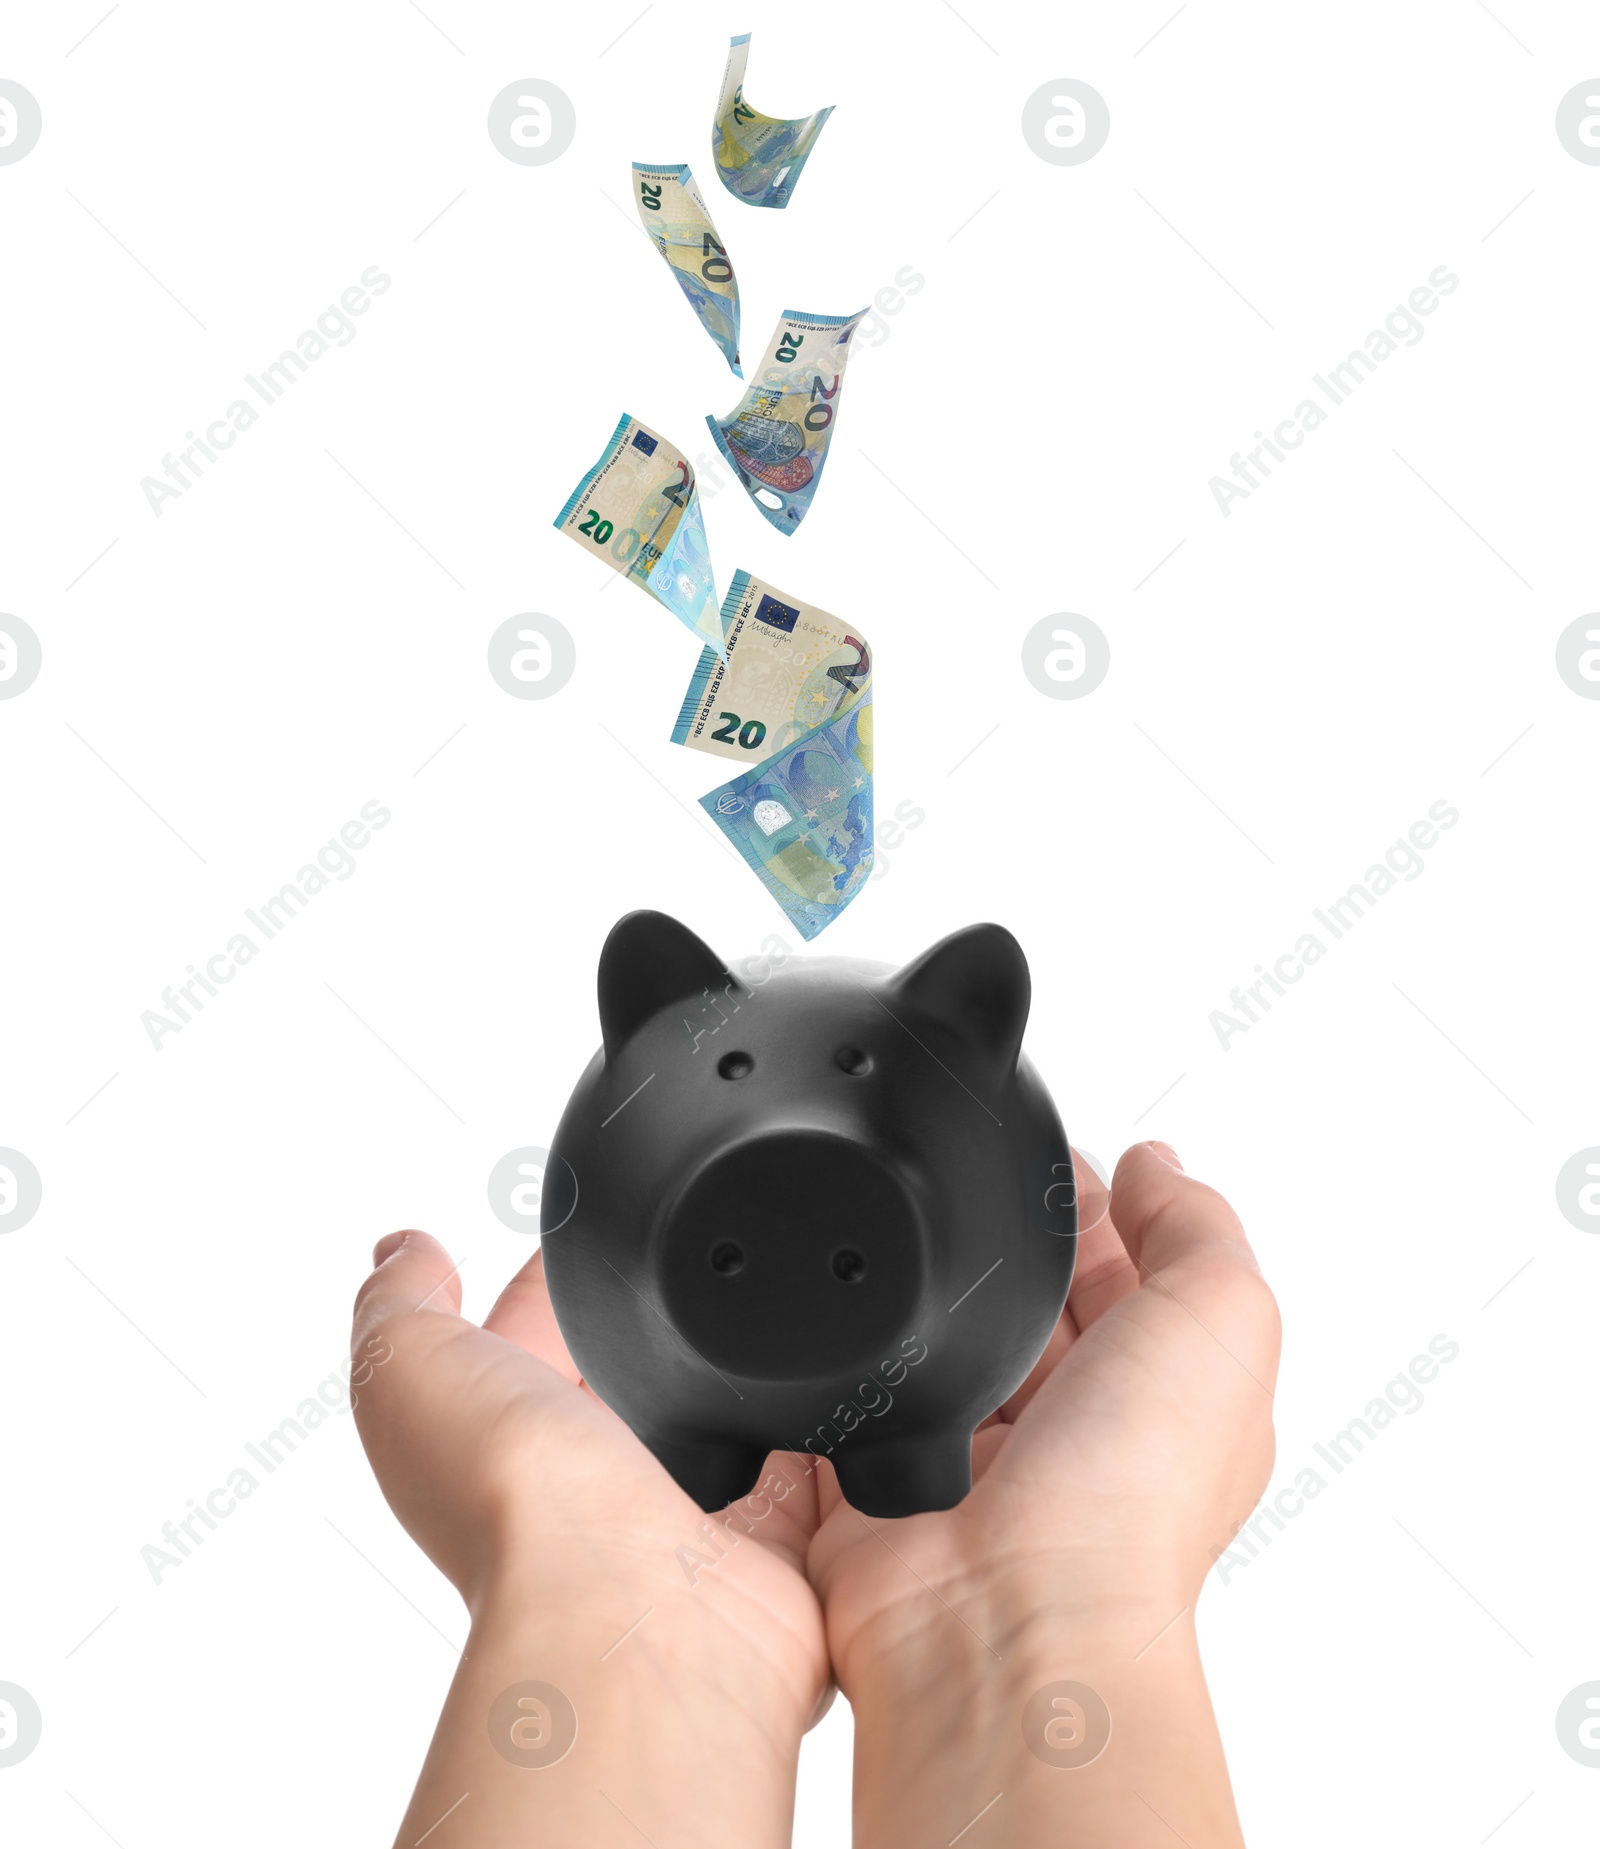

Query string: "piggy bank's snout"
[[656, 1130, 924, 1383]]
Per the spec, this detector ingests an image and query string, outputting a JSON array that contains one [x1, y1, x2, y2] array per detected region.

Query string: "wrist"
[[839, 1561, 1240, 1849], [392, 1569, 811, 1849], [476, 1564, 813, 1728], [468, 1491, 824, 1721], [833, 1545, 1197, 1702]]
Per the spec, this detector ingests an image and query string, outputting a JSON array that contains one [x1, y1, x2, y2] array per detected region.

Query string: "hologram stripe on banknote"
[[682, 570, 874, 939], [552, 412, 726, 657], [670, 568, 870, 763]]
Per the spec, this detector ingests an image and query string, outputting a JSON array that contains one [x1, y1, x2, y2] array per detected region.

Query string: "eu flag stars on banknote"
[[549, 36, 881, 936], [552, 414, 725, 657], [680, 571, 874, 940]]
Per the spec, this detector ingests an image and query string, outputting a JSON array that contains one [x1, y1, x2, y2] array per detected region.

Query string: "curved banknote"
[[680, 574, 872, 938], [671, 569, 870, 762], [633, 161, 742, 377], [700, 689, 873, 940], [712, 33, 834, 209], [552, 413, 724, 655], [707, 307, 867, 535]]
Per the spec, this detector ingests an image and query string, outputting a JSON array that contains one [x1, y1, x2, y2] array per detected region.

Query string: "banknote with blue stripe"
[[551, 413, 725, 656], [686, 572, 873, 939], [632, 161, 742, 377], [707, 307, 866, 535], [712, 33, 834, 209]]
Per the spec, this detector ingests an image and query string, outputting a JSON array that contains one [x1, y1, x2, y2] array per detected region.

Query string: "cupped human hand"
[[349, 1231, 831, 1727], [806, 1141, 1282, 1689]]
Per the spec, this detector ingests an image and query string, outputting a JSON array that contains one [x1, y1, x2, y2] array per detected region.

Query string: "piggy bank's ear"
[[599, 911, 729, 1057], [889, 923, 1031, 1073]]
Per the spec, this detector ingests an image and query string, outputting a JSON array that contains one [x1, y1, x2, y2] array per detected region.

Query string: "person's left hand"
[[806, 1141, 1280, 1694]]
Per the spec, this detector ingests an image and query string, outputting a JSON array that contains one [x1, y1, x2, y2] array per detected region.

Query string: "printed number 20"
[[712, 711, 768, 750], [578, 509, 614, 544]]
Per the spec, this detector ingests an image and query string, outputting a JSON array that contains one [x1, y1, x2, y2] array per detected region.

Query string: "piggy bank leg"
[[831, 1431, 974, 1519], [647, 1436, 768, 1512]]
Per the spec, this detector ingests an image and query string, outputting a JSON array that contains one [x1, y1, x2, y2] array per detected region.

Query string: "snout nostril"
[[834, 1045, 872, 1076], [709, 1240, 745, 1275], [831, 1247, 867, 1283], [717, 1051, 754, 1080]]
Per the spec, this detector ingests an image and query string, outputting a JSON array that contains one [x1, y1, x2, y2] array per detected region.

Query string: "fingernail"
[[1146, 1140, 1184, 1172], [372, 1230, 410, 1266]]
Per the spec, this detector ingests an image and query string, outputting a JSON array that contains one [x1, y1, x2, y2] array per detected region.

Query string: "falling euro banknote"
[[707, 307, 866, 535], [632, 161, 742, 377], [672, 568, 871, 762], [689, 572, 873, 940], [552, 413, 725, 656], [712, 33, 834, 209]]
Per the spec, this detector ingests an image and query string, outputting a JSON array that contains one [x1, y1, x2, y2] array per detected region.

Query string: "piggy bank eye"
[[831, 1248, 867, 1283], [834, 1046, 872, 1076], [709, 1241, 745, 1275], [717, 1051, 754, 1080]]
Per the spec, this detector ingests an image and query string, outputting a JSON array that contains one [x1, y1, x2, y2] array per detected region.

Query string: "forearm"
[[393, 1571, 807, 1849], [842, 1580, 1244, 1849]]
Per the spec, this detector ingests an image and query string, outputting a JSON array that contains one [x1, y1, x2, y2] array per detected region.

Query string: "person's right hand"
[[349, 1233, 833, 1849], [350, 1232, 829, 1721]]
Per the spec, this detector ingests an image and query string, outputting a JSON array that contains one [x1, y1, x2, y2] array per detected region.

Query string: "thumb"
[[1109, 1142, 1279, 1389], [352, 1229, 464, 1356], [1110, 1142, 1263, 1282]]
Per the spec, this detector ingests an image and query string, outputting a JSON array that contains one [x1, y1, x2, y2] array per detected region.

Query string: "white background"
[[2, 1, 1598, 1843]]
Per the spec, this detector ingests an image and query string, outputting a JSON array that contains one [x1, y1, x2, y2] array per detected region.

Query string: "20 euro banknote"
[[632, 161, 742, 377], [671, 569, 870, 763], [711, 33, 834, 210], [700, 688, 873, 941], [706, 307, 866, 535], [552, 413, 725, 656], [686, 572, 873, 938]]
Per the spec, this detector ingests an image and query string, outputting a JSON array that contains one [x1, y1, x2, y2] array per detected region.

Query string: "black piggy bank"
[[539, 910, 1078, 1518]]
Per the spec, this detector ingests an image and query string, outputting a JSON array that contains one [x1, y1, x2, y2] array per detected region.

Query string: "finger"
[[760, 1449, 821, 1536], [352, 1229, 463, 1350], [970, 1420, 1011, 1483], [812, 1453, 843, 1521], [1110, 1142, 1280, 1399], [730, 1449, 824, 1572], [481, 1247, 583, 1385], [998, 1149, 1135, 1420], [1110, 1142, 1261, 1280], [1063, 1148, 1139, 1331]]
